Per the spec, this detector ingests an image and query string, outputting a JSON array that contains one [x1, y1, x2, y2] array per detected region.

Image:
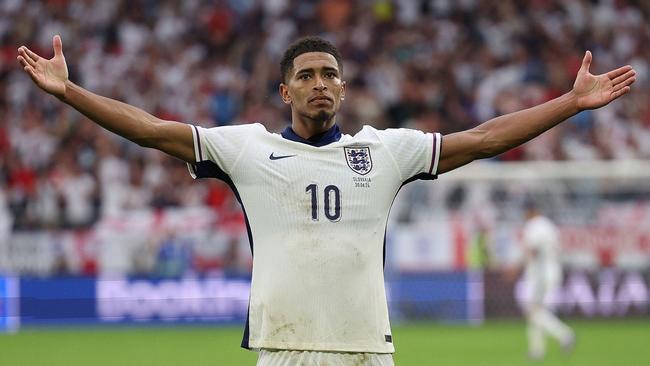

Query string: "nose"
[[313, 77, 326, 91]]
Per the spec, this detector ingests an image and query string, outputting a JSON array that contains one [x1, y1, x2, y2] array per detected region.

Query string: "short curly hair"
[[280, 36, 343, 83]]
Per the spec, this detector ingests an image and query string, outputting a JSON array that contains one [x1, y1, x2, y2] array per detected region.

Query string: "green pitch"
[[1, 319, 648, 365]]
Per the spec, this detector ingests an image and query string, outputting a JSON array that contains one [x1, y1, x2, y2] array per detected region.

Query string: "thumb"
[[579, 50, 592, 74], [53, 35, 63, 57]]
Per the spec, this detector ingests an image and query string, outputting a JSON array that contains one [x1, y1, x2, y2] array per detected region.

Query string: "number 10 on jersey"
[[306, 184, 341, 222]]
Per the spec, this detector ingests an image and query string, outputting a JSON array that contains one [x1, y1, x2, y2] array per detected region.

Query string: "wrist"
[[58, 80, 72, 102], [564, 90, 582, 114]]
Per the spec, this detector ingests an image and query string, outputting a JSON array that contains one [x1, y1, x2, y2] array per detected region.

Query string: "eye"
[[325, 72, 337, 79], [298, 74, 311, 80]]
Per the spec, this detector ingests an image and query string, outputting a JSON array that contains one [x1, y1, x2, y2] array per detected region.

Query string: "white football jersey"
[[523, 215, 562, 284], [187, 123, 441, 353]]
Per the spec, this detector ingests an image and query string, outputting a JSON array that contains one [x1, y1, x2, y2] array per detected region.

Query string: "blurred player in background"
[[17, 34, 634, 365], [521, 201, 575, 361]]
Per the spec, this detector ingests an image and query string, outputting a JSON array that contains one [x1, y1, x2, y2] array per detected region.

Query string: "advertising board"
[[16, 273, 483, 325], [484, 269, 650, 318], [0, 276, 19, 332]]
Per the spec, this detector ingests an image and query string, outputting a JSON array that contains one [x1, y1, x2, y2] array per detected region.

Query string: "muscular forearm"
[[60, 80, 160, 146], [474, 91, 579, 158], [437, 91, 581, 173], [434, 51, 633, 175], [19, 36, 194, 162]]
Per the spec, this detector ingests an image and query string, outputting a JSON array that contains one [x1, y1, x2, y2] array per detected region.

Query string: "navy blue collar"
[[281, 124, 342, 147]]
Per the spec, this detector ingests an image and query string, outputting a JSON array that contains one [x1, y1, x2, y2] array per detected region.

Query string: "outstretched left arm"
[[438, 51, 636, 174]]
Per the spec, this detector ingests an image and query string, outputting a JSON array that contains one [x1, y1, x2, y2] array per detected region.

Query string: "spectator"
[[2, 0, 649, 276]]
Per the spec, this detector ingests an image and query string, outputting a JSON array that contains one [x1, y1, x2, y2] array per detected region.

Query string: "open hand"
[[17, 35, 69, 99], [573, 51, 636, 110]]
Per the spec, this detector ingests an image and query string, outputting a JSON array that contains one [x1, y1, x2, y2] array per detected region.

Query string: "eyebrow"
[[295, 66, 340, 75]]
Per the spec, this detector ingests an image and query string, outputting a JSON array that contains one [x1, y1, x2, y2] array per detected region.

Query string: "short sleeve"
[[377, 128, 442, 183], [186, 124, 258, 180]]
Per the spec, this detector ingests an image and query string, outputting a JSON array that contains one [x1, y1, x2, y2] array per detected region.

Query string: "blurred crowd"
[[1, 0, 650, 233]]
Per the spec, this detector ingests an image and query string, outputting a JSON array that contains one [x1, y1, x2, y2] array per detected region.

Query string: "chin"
[[310, 110, 334, 124]]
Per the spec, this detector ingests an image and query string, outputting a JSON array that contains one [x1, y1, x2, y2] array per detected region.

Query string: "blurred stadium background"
[[1, 0, 649, 365]]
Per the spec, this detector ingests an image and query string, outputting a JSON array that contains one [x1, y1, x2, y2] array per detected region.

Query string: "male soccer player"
[[521, 202, 575, 361], [18, 35, 635, 365]]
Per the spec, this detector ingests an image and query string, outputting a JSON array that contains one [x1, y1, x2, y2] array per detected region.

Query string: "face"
[[279, 52, 346, 124]]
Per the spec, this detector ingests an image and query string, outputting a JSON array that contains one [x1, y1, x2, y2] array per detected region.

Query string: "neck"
[[291, 111, 336, 139]]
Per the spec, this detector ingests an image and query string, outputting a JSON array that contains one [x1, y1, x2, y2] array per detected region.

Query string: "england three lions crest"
[[344, 147, 372, 175]]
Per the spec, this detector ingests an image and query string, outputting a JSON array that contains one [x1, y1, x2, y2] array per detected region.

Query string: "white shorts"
[[257, 349, 395, 366], [522, 274, 561, 307]]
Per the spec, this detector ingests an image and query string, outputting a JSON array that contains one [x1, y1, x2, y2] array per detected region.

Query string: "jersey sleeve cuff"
[[192, 125, 204, 162], [427, 132, 442, 176], [187, 162, 199, 179], [187, 125, 203, 179]]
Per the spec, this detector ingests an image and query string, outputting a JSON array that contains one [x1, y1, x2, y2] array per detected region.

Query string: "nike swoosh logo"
[[269, 153, 297, 160]]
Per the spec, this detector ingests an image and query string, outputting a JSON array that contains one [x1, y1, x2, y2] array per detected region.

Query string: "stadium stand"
[[1, 0, 649, 277]]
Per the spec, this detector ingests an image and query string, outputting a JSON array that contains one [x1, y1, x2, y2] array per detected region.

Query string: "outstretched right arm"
[[17, 35, 194, 163]]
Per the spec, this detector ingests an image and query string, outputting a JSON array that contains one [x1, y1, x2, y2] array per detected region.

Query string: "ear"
[[340, 80, 346, 101], [279, 83, 291, 104]]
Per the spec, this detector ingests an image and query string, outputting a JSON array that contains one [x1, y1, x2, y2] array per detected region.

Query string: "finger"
[[22, 64, 39, 83], [611, 69, 636, 86], [579, 50, 592, 74], [18, 50, 38, 68], [607, 65, 633, 80], [612, 76, 636, 93], [611, 86, 631, 100], [53, 35, 63, 57], [18, 55, 37, 69], [17, 55, 36, 68], [19, 46, 41, 63]]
